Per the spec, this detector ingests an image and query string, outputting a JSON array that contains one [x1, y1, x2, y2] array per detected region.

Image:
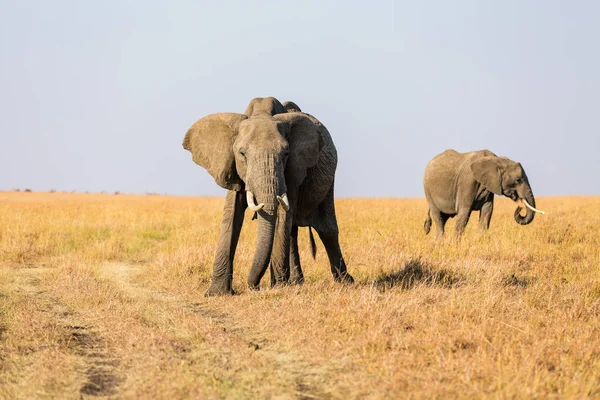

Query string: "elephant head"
[[182, 97, 321, 288], [244, 96, 287, 117], [471, 156, 544, 225]]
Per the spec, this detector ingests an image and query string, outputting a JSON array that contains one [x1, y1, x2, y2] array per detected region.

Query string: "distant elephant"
[[183, 97, 353, 295], [423, 149, 544, 238]]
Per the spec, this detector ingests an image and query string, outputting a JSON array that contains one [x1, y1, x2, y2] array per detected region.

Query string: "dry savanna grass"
[[1, 191, 599, 398]]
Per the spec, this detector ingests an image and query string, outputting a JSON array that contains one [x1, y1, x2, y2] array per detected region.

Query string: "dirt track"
[[2, 264, 341, 399]]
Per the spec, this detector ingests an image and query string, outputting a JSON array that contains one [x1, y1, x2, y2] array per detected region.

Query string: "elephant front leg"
[[269, 201, 294, 287], [478, 200, 494, 231], [289, 225, 304, 285], [205, 190, 246, 296]]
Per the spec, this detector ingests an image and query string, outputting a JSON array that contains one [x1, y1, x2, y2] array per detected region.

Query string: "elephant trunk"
[[246, 156, 284, 289], [514, 184, 536, 225], [247, 208, 277, 289]]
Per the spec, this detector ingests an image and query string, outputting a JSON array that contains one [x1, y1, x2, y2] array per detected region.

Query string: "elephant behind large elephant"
[[423, 149, 544, 238], [183, 97, 353, 295]]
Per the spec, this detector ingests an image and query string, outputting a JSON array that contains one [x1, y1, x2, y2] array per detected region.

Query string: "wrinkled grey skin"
[[423, 149, 537, 238], [183, 97, 353, 295]]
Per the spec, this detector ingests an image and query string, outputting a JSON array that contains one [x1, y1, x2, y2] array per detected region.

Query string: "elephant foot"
[[247, 282, 261, 291], [289, 274, 304, 286], [334, 272, 355, 284], [270, 272, 290, 288], [270, 280, 291, 289], [204, 281, 235, 297], [269, 264, 291, 288], [289, 266, 304, 285]]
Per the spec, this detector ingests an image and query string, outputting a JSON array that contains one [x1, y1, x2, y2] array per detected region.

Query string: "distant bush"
[[24, 189, 32, 192]]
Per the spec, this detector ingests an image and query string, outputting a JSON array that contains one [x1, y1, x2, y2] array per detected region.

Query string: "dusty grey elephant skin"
[[423, 149, 543, 238], [183, 97, 354, 295]]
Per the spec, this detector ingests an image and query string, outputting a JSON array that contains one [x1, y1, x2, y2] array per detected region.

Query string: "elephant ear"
[[244, 97, 286, 116], [283, 101, 302, 112], [274, 113, 323, 184], [182, 113, 246, 191], [470, 156, 503, 195]]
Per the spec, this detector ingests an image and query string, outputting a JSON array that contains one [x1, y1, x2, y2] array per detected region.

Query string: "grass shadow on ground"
[[373, 258, 463, 292], [501, 274, 531, 288]]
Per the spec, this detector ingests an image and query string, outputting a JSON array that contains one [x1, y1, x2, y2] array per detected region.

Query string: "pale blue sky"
[[1, 1, 598, 197]]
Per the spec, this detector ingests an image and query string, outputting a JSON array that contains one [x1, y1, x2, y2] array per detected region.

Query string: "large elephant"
[[423, 149, 544, 238], [183, 97, 354, 295]]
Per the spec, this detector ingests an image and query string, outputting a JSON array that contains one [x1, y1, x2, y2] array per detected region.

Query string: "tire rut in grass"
[[186, 301, 333, 399], [109, 263, 333, 399], [14, 268, 124, 397], [69, 325, 123, 397]]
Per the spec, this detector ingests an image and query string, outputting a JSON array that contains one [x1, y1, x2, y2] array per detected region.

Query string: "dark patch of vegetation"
[[547, 225, 572, 245], [374, 258, 463, 291], [451, 339, 476, 353], [502, 274, 530, 288]]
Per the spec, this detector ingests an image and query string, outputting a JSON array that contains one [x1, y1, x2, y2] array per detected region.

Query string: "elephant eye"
[[515, 178, 522, 184], [239, 151, 246, 158]]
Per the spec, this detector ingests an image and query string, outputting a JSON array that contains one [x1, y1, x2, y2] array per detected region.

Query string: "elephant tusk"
[[523, 199, 545, 214], [277, 193, 290, 212], [246, 191, 264, 212]]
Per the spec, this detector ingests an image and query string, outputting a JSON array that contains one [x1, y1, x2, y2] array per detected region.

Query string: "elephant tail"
[[309, 226, 317, 259], [424, 210, 432, 235]]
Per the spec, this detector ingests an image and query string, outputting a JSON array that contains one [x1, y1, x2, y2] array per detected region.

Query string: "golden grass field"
[[1, 191, 599, 399]]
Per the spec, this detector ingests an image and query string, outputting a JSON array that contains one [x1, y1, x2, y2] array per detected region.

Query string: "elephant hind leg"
[[310, 188, 354, 284], [429, 207, 449, 239], [314, 226, 353, 284]]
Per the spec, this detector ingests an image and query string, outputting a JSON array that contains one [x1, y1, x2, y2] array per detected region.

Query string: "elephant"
[[182, 97, 354, 295], [423, 149, 544, 238]]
